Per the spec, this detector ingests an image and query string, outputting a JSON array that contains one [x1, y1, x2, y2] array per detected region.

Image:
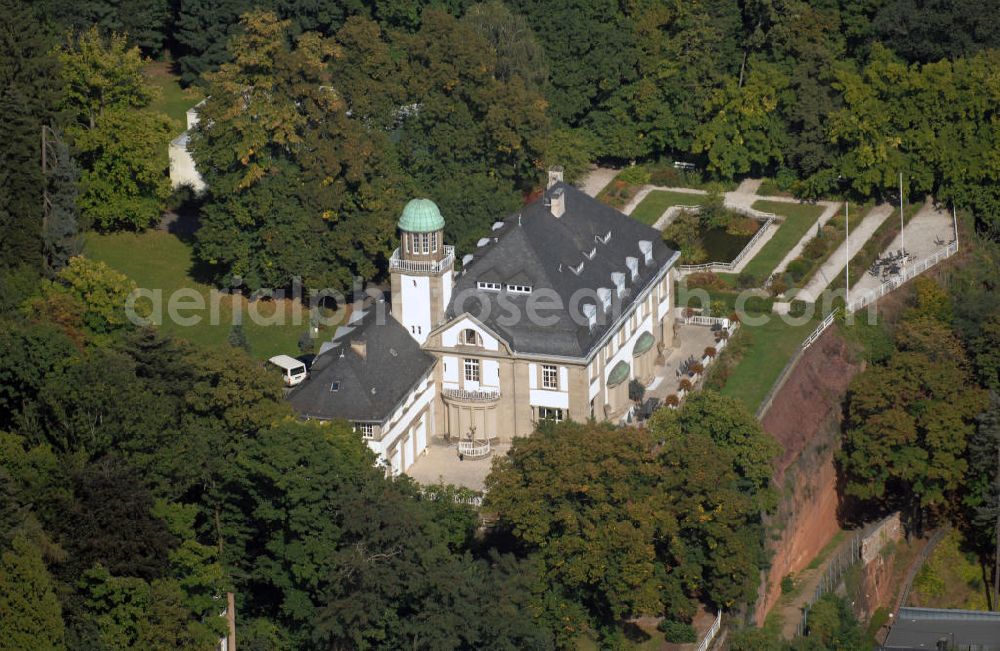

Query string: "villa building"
[[288, 168, 679, 474]]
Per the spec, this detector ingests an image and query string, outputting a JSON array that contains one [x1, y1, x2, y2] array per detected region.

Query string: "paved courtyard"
[[406, 440, 510, 491], [849, 201, 955, 298], [645, 323, 720, 401]]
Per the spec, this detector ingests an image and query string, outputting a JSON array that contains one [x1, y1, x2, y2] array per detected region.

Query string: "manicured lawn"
[[629, 190, 708, 225], [85, 230, 342, 359], [145, 61, 203, 127], [719, 316, 819, 412], [739, 201, 825, 279]]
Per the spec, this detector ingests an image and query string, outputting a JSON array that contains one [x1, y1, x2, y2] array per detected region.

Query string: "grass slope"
[[741, 201, 825, 279], [719, 316, 819, 412], [145, 61, 203, 127], [85, 230, 335, 359], [629, 190, 708, 225]]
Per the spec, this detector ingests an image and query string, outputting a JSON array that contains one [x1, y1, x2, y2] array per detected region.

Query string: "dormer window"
[[626, 256, 639, 281], [477, 281, 501, 291], [571, 261, 584, 275], [462, 329, 481, 346], [603, 230, 612, 244], [585, 247, 596, 260], [354, 422, 376, 440], [506, 284, 532, 294], [639, 240, 653, 265], [597, 287, 612, 311], [582, 303, 597, 329], [612, 272, 626, 297]]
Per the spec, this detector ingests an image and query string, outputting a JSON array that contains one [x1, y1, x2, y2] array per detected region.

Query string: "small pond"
[[701, 225, 758, 262], [664, 221, 761, 263]]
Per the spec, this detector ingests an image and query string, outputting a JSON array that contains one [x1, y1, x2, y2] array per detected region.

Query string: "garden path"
[[577, 166, 619, 197], [797, 204, 893, 302]]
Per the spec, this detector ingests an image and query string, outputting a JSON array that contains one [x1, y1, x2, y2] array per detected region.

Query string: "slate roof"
[[287, 299, 436, 422], [447, 181, 678, 358]]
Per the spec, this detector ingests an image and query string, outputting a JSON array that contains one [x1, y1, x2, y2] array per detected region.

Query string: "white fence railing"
[[676, 216, 776, 275], [389, 245, 455, 273], [679, 315, 731, 328], [799, 241, 958, 352], [695, 612, 722, 651], [847, 241, 957, 313], [800, 310, 837, 350], [442, 387, 501, 402], [457, 440, 491, 459]]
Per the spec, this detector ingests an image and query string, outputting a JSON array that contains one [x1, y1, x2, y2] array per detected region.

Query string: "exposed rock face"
[[755, 329, 865, 624]]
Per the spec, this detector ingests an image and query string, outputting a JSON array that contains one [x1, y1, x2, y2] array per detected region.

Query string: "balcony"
[[442, 387, 500, 403], [389, 245, 455, 274]]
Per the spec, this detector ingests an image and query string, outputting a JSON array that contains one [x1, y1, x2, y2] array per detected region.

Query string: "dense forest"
[[5, 0, 1000, 290], [3, 0, 1000, 648]]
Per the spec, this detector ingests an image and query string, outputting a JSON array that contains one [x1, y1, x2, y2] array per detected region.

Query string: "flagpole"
[[899, 172, 905, 262], [845, 201, 850, 305]]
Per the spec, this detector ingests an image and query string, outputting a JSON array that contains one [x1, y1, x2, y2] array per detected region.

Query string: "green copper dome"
[[398, 198, 444, 233]]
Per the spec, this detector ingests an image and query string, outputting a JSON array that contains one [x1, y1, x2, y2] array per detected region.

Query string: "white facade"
[[367, 372, 435, 475], [168, 103, 206, 193], [398, 273, 432, 343]]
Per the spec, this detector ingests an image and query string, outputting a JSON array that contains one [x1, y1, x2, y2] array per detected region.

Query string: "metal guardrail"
[[389, 245, 455, 273], [797, 531, 863, 637]]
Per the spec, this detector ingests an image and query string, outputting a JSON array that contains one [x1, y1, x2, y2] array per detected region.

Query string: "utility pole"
[[845, 202, 850, 305]]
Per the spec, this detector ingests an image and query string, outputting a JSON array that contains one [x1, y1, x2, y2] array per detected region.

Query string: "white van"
[[268, 354, 308, 387]]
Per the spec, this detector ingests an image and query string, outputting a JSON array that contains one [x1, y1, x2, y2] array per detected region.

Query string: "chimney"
[[549, 187, 565, 218], [547, 165, 564, 189], [350, 337, 367, 360]]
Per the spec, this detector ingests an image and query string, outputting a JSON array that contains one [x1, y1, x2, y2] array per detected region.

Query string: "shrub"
[[617, 165, 651, 186], [665, 394, 680, 407], [781, 574, 795, 594], [690, 362, 704, 374], [770, 277, 788, 297], [628, 379, 645, 403], [775, 166, 797, 191], [648, 165, 680, 186], [802, 236, 828, 260], [736, 271, 759, 289], [657, 620, 697, 643], [788, 300, 810, 318], [785, 258, 810, 284], [727, 216, 760, 237], [704, 346, 717, 358], [679, 378, 693, 392], [686, 272, 726, 290]]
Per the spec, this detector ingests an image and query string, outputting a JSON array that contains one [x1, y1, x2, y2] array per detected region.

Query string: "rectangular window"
[[421, 233, 430, 254], [506, 284, 532, 294], [538, 407, 563, 422], [477, 281, 501, 291], [355, 422, 376, 439], [542, 364, 558, 389], [430, 231, 438, 253], [464, 358, 480, 383]]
